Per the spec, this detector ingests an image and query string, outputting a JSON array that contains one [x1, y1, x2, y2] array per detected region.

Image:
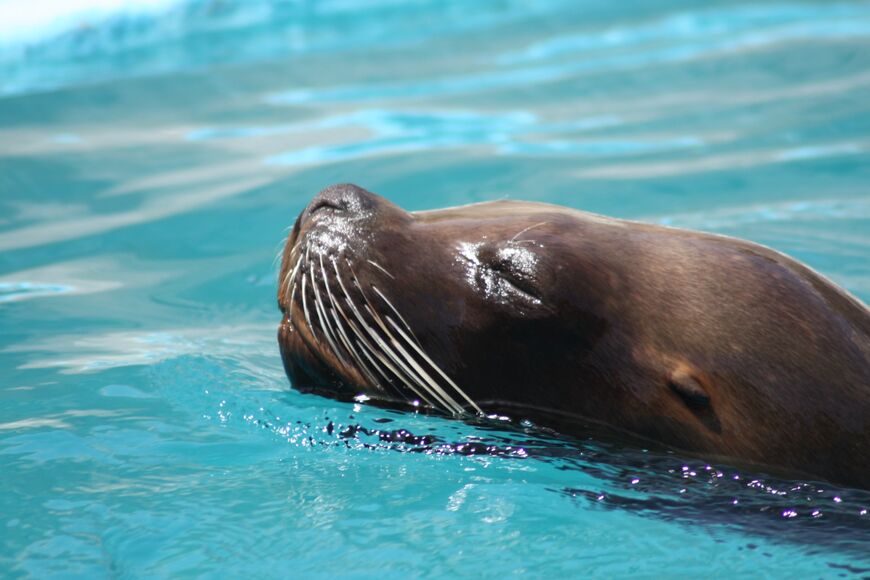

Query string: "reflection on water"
[[1, 0, 869, 576]]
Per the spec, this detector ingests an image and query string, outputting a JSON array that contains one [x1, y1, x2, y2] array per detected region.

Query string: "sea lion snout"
[[293, 183, 407, 258], [302, 183, 381, 225], [287, 183, 386, 261]]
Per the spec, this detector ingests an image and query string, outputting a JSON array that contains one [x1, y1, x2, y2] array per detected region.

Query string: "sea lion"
[[276, 183, 870, 488]]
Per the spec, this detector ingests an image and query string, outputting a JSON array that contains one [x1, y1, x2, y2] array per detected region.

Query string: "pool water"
[[1, 0, 869, 576]]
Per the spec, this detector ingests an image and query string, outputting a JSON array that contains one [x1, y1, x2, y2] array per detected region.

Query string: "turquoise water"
[[2, 0, 870, 576]]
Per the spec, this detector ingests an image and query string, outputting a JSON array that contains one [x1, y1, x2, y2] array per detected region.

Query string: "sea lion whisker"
[[332, 305, 409, 401], [371, 285, 421, 346], [319, 254, 345, 329], [321, 263, 388, 391], [329, 306, 382, 389], [346, 315, 436, 407], [328, 282, 417, 401], [510, 221, 547, 242], [279, 255, 291, 293], [384, 315, 482, 414], [330, 257, 376, 338], [311, 261, 347, 366], [345, 261, 466, 413], [324, 266, 363, 340], [341, 285, 442, 409], [364, 303, 465, 415], [289, 250, 303, 279], [357, 314, 443, 410], [274, 237, 298, 268], [367, 259, 395, 280], [356, 340, 422, 405], [355, 339, 402, 395], [288, 281, 298, 322], [332, 257, 444, 410], [273, 243, 287, 269], [311, 262, 346, 354], [290, 239, 310, 295], [301, 271, 317, 343], [285, 252, 304, 297]]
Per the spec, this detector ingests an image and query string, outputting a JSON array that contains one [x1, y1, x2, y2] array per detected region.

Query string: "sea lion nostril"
[[310, 198, 346, 215], [305, 184, 375, 224], [306, 183, 379, 220]]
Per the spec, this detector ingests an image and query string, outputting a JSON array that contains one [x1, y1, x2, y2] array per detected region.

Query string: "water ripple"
[[651, 198, 870, 230], [500, 4, 870, 63], [248, 108, 704, 166], [0, 282, 74, 303], [268, 4, 870, 106], [576, 141, 868, 179], [2, 0, 869, 576]]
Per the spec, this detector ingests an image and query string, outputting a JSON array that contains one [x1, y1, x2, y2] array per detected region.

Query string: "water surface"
[[1, 0, 869, 577]]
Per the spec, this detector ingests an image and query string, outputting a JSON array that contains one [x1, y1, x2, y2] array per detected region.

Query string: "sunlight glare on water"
[[1, 0, 869, 576]]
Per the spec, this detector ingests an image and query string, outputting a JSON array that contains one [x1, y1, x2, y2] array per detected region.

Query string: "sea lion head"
[[277, 183, 612, 416], [277, 185, 870, 489]]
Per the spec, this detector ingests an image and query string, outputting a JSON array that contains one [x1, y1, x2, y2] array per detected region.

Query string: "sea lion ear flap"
[[669, 368, 711, 409]]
